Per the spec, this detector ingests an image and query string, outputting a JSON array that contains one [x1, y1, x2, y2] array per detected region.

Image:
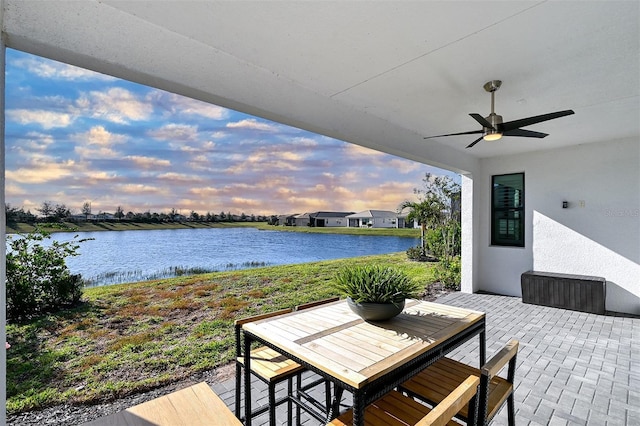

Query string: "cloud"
[[86, 171, 119, 182], [12, 54, 116, 81], [117, 183, 166, 195], [343, 143, 388, 158], [148, 123, 199, 142], [10, 132, 55, 153], [125, 155, 171, 168], [76, 87, 152, 123], [388, 158, 422, 174], [189, 186, 222, 197], [211, 131, 228, 139], [150, 92, 229, 120], [7, 109, 73, 129], [225, 150, 302, 174], [179, 140, 216, 153], [72, 125, 127, 147], [75, 145, 120, 159], [156, 172, 205, 184], [5, 182, 25, 197], [224, 144, 314, 174], [230, 197, 262, 208], [226, 118, 279, 132], [71, 126, 127, 159], [6, 158, 79, 184]]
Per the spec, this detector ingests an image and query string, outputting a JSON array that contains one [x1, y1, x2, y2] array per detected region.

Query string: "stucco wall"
[[473, 138, 639, 314], [322, 217, 348, 227]]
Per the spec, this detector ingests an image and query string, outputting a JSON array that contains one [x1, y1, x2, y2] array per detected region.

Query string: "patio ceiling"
[[3, 1, 639, 173]]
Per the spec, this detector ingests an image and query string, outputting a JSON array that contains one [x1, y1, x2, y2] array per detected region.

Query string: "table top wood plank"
[[258, 316, 311, 339], [301, 305, 360, 328], [303, 339, 373, 372], [307, 330, 390, 365], [321, 331, 393, 361], [347, 323, 413, 350]]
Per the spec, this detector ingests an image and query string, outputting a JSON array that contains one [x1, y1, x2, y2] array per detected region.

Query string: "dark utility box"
[[521, 271, 606, 315]]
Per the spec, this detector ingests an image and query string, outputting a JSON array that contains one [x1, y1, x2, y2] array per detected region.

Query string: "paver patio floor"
[[213, 292, 639, 425]]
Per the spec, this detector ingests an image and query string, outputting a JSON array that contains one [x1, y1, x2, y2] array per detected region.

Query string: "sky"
[[4, 48, 458, 217]]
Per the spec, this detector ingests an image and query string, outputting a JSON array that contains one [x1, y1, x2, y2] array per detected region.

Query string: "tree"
[[37, 201, 54, 219], [401, 174, 462, 289], [416, 174, 461, 260], [82, 201, 92, 220], [6, 228, 88, 321], [114, 206, 125, 220], [399, 173, 461, 260], [398, 199, 441, 258], [53, 204, 71, 221]]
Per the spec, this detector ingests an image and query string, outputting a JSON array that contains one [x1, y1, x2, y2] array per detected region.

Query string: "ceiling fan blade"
[[503, 128, 548, 138], [469, 113, 495, 130], [466, 136, 484, 149], [424, 129, 482, 139], [501, 110, 575, 131]]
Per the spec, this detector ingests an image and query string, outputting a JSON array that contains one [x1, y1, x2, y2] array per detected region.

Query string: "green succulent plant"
[[332, 265, 422, 304]]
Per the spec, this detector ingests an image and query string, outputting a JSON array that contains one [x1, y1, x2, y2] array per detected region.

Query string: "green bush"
[[406, 245, 424, 261], [6, 228, 86, 322], [433, 256, 461, 290], [332, 265, 422, 304]]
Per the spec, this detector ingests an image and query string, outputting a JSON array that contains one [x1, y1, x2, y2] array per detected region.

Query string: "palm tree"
[[399, 198, 443, 258]]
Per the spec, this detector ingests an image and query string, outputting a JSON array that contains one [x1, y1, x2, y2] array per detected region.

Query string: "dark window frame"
[[491, 172, 525, 247]]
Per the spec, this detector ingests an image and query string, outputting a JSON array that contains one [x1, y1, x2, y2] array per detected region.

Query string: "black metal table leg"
[[479, 329, 486, 366], [244, 333, 253, 426], [352, 391, 364, 426], [327, 386, 344, 420]]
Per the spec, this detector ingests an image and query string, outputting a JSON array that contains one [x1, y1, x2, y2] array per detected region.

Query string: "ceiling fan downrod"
[[483, 80, 503, 140]]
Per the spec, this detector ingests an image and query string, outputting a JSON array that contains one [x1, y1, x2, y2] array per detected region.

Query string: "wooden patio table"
[[241, 298, 486, 426]]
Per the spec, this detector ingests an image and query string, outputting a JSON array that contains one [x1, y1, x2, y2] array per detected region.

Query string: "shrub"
[[433, 256, 461, 290], [406, 245, 424, 261], [6, 228, 87, 322], [332, 265, 422, 304]]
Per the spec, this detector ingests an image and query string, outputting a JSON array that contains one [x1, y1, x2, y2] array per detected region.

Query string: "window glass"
[[492, 173, 524, 246]]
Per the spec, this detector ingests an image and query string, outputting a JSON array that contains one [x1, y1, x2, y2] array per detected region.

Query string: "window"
[[492, 173, 524, 247]]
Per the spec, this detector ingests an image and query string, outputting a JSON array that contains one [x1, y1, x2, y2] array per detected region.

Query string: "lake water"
[[49, 227, 418, 286]]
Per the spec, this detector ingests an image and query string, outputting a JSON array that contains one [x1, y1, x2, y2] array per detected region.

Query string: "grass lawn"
[[6, 252, 438, 413]]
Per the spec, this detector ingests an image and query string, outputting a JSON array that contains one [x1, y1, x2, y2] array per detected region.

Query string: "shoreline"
[[5, 220, 245, 234], [6, 220, 420, 238]]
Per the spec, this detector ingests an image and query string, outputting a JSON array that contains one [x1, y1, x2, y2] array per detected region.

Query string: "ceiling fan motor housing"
[[484, 113, 503, 137]]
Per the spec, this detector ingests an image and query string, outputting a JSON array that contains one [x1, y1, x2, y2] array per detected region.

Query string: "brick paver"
[[215, 293, 640, 425]]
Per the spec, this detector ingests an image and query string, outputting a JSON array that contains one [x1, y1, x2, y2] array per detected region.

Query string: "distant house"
[[96, 212, 115, 221], [294, 212, 313, 227], [396, 213, 418, 229], [346, 210, 400, 228], [277, 214, 298, 226], [310, 211, 354, 227]]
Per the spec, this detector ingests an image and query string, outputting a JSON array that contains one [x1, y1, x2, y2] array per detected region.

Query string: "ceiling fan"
[[424, 80, 575, 148]]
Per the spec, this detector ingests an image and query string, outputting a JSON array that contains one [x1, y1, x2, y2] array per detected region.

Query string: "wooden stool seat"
[[400, 339, 519, 426], [236, 346, 305, 381], [401, 357, 512, 421], [329, 375, 480, 426], [81, 382, 240, 426]]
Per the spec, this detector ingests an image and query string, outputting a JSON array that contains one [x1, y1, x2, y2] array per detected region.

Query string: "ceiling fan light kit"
[[424, 80, 575, 148]]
